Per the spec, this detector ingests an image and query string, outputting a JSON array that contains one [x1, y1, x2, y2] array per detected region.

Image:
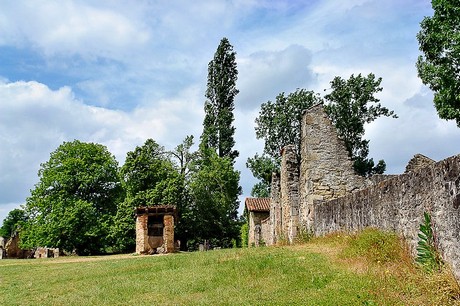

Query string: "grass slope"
[[1, 229, 459, 305]]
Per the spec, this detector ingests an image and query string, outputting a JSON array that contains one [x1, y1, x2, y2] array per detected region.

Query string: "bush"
[[240, 223, 249, 248]]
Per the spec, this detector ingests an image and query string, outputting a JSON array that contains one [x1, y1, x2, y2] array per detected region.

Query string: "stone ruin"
[[247, 103, 460, 280], [0, 232, 59, 259], [244, 198, 270, 247], [135, 205, 177, 254]]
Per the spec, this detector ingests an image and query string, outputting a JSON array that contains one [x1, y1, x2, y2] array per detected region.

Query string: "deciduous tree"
[[187, 146, 241, 248], [245, 153, 278, 197], [22, 140, 122, 254], [111, 139, 182, 252], [0, 208, 27, 240], [324, 73, 397, 176], [254, 89, 321, 164], [416, 0, 460, 126]]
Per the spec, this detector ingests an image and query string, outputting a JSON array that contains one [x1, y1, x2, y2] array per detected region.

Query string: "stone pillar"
[[163, 215, 175, 253], [136, 214, 148, 254], [280, 145, 300, 243], [270, 172, 281, 245]]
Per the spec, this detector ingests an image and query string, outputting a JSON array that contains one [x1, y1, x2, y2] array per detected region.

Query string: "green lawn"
[[1, 230, 459, 305]]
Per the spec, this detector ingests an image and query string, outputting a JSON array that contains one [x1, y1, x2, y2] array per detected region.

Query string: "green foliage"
[[112, 138, 183, 252], [324, 73, 397, 176], [0, 208, 27, 239], [416, 0, 460, 126], [255, 89, 321, 163], [22, 140, 122, 255], [201, 37, 239, 160], [240, 222, 249, 248], [187, 146, 242, 248], [246, 153, 278, 197], [416, 212, 443, 272]]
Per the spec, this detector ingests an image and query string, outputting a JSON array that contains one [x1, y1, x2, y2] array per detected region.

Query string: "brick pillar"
[[163, 215, 175, 253], [136, 214, 148, 254]]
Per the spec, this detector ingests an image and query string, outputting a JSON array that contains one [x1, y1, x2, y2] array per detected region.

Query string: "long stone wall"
[[267, 103, 460, 279], [313, 154, 460, 279]]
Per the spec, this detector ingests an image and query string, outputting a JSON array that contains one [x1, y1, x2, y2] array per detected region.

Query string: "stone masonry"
[[245, 198, 270, 247], [299, 103, 369, 230], [135, 206, 177, 254], [261, 103, 460, 280]]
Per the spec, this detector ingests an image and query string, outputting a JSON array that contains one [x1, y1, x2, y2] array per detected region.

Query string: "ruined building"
[[247, 103, 460, 280], [135, 205, 177, 254], [244, 198, 270, 246]]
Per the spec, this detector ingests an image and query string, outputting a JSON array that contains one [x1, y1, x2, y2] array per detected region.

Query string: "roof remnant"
[[245, 198, 270, 212]]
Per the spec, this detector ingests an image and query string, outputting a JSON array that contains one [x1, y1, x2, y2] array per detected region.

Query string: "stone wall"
[[299, 104, 368, 230], [266, 103, 460, 280], [249, 211, 270, 246], [313, 154, 460, 279], [135, 214, 148, 254], [163, 215, 175, 253]]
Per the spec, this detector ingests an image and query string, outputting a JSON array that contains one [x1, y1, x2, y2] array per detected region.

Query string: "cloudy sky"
[[1, 0, 459, 226]]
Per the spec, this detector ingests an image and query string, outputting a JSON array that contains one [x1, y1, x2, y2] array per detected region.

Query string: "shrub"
[[416, 212, 443, 272]]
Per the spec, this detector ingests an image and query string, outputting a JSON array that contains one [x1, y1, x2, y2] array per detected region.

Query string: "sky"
[[1, 0, 460, 226]]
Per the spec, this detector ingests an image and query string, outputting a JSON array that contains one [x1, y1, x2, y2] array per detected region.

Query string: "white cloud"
[[0, 1, 150, 59], [237, 45, 316, 109], [0, 80, 205, 222], [366, 88, 460, 174]]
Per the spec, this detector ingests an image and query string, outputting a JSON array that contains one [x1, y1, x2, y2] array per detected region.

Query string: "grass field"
[[1, 229, 459, 305]]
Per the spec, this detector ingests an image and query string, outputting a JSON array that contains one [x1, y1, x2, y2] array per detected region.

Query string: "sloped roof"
[[245, 198, 270, 212]]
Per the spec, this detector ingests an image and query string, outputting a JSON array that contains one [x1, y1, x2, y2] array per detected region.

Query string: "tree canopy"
[[249, 73, 397, 196], [245, 153, 278, 198], [111, 138, 183, 252], [255, 89, 321, 163], [21, 140, 122, 255], [201, 37, 239, 161], [0, 208, 27, 240], [416, 0, 460, 126], [187, 146, 242, 248], [324, 73, 397, 176]]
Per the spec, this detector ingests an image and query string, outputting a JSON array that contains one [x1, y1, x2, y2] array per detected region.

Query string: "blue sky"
[[1, 0, 460, 226]]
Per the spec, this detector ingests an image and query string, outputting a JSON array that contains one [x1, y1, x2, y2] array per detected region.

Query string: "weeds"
[[416, 211, 443, 272]]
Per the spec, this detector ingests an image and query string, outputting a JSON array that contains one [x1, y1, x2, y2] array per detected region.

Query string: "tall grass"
[[1, 228, 459, 305]]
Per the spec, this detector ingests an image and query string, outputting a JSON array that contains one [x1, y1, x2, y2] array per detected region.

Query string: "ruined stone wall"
[[135, 214, 148, 254], [163, 215, 174, 253], [313, 154, 460, 279], [261, 217, 271, 246], [299, 104, 368, 230], [269, 172, 281, 245], [249, 211, 270, 246]]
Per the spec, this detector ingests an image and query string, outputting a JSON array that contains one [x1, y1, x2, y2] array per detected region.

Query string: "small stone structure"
[[34, 247, 59, 259], [250, 103, 460, 280], [245, 198, 270, 247], [135, 205, 177, 254]]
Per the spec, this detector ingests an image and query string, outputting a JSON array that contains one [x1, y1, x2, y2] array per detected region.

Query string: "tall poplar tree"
[[201, 37, 239, 161]]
